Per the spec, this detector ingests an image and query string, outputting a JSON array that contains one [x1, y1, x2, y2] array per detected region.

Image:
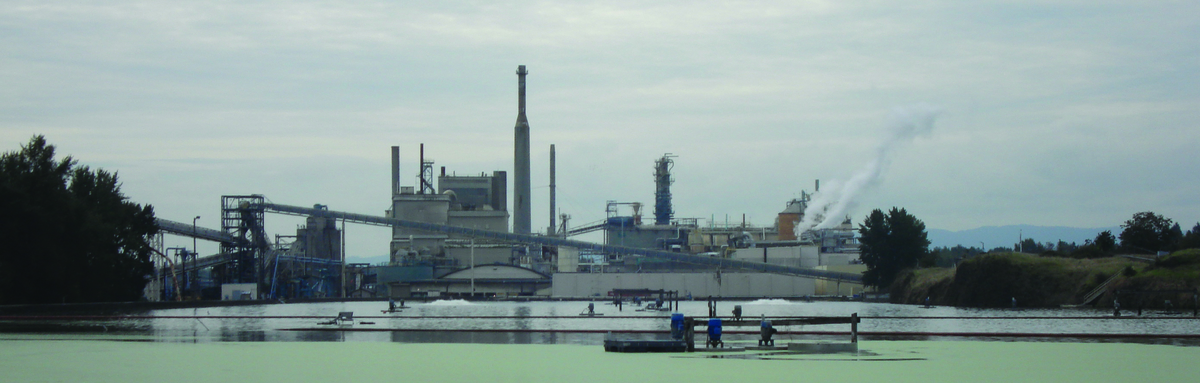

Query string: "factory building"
[[384, 145, 513, 261], [292, 215, 342, 261], [439, 170, 509, 233], [371, 65, 864, 298], [373, 65, 539, 298], [441, 170, 514, 266], [552, 155, 864, 297]]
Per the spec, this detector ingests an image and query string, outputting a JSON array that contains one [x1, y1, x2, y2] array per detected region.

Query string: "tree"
[[1094, 230, 1116, 253], [1179, 223, 1200, 250], [0, 136, 157, 304], [1165, 223, 1183, 249], [1119, 212, 1175, 253], [1015, 238, 1050, 254], [859, 207, 930, 289], [928, 245, 982, 267]]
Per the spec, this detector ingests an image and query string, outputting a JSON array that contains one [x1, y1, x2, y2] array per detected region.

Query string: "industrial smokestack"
[[815, 179, 820, 193], [549, 144, 556, 235], [391, 146, 400, 197], [513, 65, 532, 234]]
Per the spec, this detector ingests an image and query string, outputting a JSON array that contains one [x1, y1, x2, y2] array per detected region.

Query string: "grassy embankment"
[[891, 249, 1200, 308]]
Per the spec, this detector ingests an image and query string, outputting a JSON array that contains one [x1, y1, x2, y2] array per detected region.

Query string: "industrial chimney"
[[513, 65, 532, 234], [391, 146, 400, 197]]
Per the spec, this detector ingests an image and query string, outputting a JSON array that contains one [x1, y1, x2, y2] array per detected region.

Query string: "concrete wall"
[[551, 272, 816, 298], [390, 193, 451, 257], [813, 264, 867, 296], [557, 247, 579, 273], [442, 265, 545, 280], [731, 245, 820, 268], [445, 246, 511, 266], [447, 210, 508, 235], [819, 253, 854, 266]]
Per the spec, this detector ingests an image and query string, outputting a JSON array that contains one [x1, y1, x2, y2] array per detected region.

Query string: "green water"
[[2, 339, 1194, 383]]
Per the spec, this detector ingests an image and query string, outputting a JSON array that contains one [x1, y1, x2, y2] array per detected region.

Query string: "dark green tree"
[[1015, 238, 1050, 254], [1094, 230, 1116, 252], [1165, 223, 1183, 249], [1179, 223, 1200, 250], [0, 136, 157, 304], [1119, 212, 1175, 254], [859, 207, 930, 289], [927, 245, 980, 267]]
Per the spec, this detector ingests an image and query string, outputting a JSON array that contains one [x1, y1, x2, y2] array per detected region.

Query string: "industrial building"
[[146, 64, 865, 302]]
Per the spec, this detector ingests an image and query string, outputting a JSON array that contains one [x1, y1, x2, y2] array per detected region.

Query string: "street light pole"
[[470, 239, 475, 297], [192, 216, 200, 296]]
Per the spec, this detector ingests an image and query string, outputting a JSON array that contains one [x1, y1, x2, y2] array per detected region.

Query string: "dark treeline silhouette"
[[0, 136, 157, 304]]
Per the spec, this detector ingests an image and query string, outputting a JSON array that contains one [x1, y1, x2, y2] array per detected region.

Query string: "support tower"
[[654, 154, 676, 225]]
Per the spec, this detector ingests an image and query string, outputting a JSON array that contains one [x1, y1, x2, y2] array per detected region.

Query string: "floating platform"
[[603, 339, 687, 353]]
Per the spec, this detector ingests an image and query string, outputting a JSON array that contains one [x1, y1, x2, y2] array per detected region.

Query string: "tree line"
[[0, 136, 158, 304], [859, 208, 1200, 289]]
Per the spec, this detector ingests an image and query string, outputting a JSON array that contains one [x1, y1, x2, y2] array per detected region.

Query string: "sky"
[[3, 1, 1198, 260]]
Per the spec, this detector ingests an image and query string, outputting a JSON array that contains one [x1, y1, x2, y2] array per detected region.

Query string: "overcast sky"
[[3, 1, 1197, 260]]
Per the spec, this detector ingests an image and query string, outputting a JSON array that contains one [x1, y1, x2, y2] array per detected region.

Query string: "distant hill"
[[927, 225, 1120, 250]]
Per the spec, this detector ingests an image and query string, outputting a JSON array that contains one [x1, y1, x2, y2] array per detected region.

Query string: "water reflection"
[[5, 300, 1197, 345], [513, 306, 532, 331]]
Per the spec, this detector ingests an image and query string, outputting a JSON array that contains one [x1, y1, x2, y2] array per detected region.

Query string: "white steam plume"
[[794, 103, 942, 237]]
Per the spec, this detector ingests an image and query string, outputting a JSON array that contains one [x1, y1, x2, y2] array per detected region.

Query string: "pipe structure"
[[258, 201, 862, 283], [155, 218, 240, 244], [513, 65, 531, 234]]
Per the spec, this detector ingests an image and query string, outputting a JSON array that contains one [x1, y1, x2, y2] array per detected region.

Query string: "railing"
[[1078, 273, 1122, 306]]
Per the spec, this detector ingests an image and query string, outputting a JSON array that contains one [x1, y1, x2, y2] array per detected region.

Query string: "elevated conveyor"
[[155, 218, 241, 244], [259, 202, 862, 283]]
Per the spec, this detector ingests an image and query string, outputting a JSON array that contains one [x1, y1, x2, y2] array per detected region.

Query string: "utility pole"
[[192, 216, 200, 295], [470, 239, 476, 297], [341, 218, 347, 298]]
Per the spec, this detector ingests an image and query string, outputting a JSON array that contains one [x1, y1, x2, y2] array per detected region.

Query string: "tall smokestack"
[[391, 146, 400, 197], [548, 144, 556, 235], [513, 65, 532, 234]]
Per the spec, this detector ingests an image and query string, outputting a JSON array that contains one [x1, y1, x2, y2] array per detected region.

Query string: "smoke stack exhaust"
[[513, 65, 532, 234]]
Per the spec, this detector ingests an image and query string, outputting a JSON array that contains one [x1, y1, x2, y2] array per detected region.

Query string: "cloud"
[[2, 1, 1198, 257]]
